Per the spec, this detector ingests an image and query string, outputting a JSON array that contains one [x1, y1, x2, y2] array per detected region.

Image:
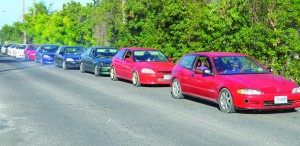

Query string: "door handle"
[[191, 74, 194, 77]]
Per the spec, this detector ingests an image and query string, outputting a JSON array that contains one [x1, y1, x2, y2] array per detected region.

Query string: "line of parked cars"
[[1, 43, 300, 113]]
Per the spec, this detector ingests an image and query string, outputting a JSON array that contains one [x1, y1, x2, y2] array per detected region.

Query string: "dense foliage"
[[0, 0, 299, 83]]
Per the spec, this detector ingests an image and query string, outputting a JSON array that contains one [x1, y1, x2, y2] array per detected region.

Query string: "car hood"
[[221, 74, 298, 93], [137, 62, 175, 72], [95, 58, 113, 64], [64, 54, 81, 59]]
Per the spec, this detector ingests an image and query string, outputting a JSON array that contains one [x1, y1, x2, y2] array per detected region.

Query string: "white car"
[[13, 44, 28, 58], [1, 44, 13, 54], [7, 44, 16, 56]]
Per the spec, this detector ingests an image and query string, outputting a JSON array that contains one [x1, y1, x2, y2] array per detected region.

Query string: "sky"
[[0, 0, 93, 28]]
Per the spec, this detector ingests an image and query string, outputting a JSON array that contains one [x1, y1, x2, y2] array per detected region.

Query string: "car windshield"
[[95, 48, 117, 58], [29, 45, 40, 50], [133, 50, 169, 62], [17, 45, 27, 49], [42, 46, 59, 53], [213, 56, 270, 75], [65, 47, 84, 54]]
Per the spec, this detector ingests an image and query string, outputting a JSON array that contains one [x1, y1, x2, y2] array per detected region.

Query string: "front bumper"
[[139, 73, 171, 85], [233, 92, 300, 110], [99, 66, 110, 75], [66, 61, 80, 68]]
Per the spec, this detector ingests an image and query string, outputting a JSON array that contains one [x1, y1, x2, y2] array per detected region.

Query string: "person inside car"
[[224, 60, 242, 74], [195, 59, 210, 74]]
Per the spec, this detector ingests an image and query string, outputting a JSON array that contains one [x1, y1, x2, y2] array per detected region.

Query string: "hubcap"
[[110, 68, 114, 78], [220, 91, 231, 111], [172, 80, 180, 96], [132, 72, 137, 84]]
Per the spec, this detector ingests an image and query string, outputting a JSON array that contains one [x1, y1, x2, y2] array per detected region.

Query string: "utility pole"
[[33, 0, 35, 17], [22, 0, 27, 44]]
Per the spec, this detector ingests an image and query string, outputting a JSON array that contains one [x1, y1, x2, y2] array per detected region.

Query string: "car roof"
[[87, 46, 116, 49], [120, 47, 157, 51], [188, 52, 247, 57]]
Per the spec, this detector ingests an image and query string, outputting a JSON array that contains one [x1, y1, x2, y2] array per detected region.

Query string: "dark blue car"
[[35, 44, 59, 64], [79, 46, 118, 76], [54, 46, 84, 69]]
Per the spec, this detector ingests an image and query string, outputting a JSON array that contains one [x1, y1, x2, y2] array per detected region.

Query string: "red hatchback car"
[[24, 44, 41, 61], [171, 52, 300, 113], [110, 48, 175, 86]]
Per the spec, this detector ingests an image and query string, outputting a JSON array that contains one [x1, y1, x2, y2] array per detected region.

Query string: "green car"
[[79, 46, 118, 76]]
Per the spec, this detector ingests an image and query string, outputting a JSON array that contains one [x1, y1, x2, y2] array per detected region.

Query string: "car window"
[[29, 45, 40, 50], [89, 49, 95, 57], [115, 49, 126, 59], [179, 55, 197, 70], [42, 45, 59, 52], [84, 48, 92, 56], [133, 50, 169, 62], [95, 48, 117, 58], [215, 56, 269, 75], [124, 50, 132, 59], [65, 47, 84, 54]]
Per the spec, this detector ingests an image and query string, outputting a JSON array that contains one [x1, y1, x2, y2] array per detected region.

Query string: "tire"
[[171, 78, 184, 99], [132, 70, 141, 87], [218, 88, 236, 113], [94, 65, 99, 76], [63, 61, 67, 70], [80, 62, 85, 73], [110, 66, 118, 81]]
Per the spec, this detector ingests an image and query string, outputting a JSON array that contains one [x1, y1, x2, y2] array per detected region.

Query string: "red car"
[[24, 44, 41, 61], [110, 48, 175, 86], [171, 52, 300, 113]]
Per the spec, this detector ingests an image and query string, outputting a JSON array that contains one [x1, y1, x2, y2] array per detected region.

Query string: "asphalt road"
[[0, 54, 300, 146]]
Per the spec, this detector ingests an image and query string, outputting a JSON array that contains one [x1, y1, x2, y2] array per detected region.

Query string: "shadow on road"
[[182, 95, 298, 114], [0, 65, 43, 73]]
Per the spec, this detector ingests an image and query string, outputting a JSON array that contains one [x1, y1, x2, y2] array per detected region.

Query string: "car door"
[[178, 54, 197, 94], [35, 46, 43, 60], [55, 47, 63, 65], [120, 50, 133, 80], [86, 48, 96, 72], [189, 56, 216, 99], [113, 49, 127, 78]]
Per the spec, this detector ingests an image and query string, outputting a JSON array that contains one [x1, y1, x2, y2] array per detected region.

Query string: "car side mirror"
[[168, 58, 173, 62], [267, 67, 273, 72], [125, 57, 133, 63]]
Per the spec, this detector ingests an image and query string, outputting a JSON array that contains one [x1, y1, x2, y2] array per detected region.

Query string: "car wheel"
[[132, 70, 141, 87], [80, 62, 85, 73], [171, 78, 184, 99], [94, 65, 99, 76], [218, 88, 236, 113], [63, 61, 67, 70], [110, 66, 118, 81]]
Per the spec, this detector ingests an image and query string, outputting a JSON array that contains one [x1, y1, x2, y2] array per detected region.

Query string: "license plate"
[[274, 96, 287, 104], [164, 75, 171, 80]]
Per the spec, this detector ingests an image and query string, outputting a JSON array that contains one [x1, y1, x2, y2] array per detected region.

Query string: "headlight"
[[43, 55, 51, 59], [237, 89, 262, 95], [292, 87, 300, 93], [100, 62, 110, 67], [66, 58, 74, 62], [141, 68, 155, 74]]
